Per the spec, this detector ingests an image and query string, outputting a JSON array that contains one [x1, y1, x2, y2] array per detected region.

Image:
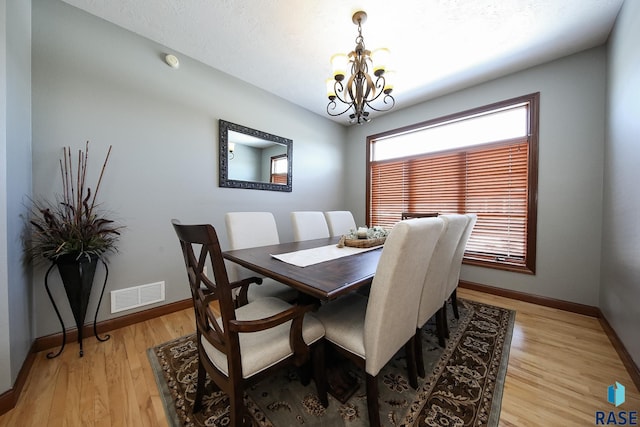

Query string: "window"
[[270, 154, 288, 184], [367, 93, 539, 273]]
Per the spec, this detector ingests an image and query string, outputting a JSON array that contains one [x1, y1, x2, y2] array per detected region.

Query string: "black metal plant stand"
[[43, 258, 111, 358]]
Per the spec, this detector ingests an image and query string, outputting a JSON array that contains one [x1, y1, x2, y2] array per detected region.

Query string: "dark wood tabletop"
[[222, 236, 382, 301]]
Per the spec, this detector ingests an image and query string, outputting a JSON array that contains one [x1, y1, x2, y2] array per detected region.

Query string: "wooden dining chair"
[[442, 213, 477, 336], [414, 214, 468, 379], [290, 211, 330, 241], [225, 212, 298, 303], [171, 220, 328, 426], [324, 210, 357, 237], [315, 217, 444, 427]]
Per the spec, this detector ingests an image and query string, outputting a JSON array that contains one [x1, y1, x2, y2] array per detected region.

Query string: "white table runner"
[[271, 243, 382, 267]]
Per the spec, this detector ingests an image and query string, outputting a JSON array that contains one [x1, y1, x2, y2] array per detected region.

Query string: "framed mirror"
[[219, 119, 292, 192]]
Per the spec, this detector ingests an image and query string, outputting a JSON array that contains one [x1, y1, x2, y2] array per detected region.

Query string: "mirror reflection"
[[219, 120, 292, 192], [227, 131, 288, 182]]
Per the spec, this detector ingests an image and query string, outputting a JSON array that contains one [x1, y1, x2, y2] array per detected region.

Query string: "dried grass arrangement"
[[27, 142, 123, 264]]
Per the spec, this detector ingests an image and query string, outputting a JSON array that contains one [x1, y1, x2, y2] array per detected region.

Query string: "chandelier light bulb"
[[372, 48, 390, 76], [331, 54, 348, 81]]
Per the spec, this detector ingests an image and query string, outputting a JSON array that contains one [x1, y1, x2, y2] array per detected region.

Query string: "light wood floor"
[[1, 288, 638, 426]]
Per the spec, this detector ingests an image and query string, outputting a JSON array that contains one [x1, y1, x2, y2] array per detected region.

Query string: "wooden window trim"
[[366, 92, 539, 274]]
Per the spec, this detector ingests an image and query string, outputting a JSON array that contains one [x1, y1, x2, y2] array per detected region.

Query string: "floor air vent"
[[111, 281, 165, 313]]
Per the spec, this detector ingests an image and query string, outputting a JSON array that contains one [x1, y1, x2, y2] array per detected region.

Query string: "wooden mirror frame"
[[218, 119, 293, 192]]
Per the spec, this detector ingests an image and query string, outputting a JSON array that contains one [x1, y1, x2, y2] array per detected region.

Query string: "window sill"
[[463, 257, 535, 275]]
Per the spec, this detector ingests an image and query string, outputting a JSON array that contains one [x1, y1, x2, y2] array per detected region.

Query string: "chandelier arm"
[[327, 100, 358, 117], [346, 73, 357, 105], [366, 92, 383, 104], [363, 72, 375, 101], [361, 74, 387, 104], [374, 74, 386, 94], [332, 80, 351, 105], [363, 94, 396, 112]]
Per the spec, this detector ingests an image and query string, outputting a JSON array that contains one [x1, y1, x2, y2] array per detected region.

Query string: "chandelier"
[[326, 11, 395, 124]]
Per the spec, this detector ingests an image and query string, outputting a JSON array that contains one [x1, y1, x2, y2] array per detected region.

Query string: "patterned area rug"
[[147, 298, 514, 426]]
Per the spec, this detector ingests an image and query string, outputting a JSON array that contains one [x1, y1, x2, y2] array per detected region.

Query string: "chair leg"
[[435, 308, 446, 348], [312, 340, 329, 407], [193, 358, 207, 413], [442, 302, 450, 339], [405, 337, 419, 389], [299, 364, 312, 386], [365, 373, 381, 427], [451, 288, 460, 319], [229, 384, 246, 427], [415, 328, 426, 378]]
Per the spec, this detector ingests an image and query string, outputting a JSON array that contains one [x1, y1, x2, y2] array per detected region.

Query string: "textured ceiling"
[[60, 0, 624, 125]]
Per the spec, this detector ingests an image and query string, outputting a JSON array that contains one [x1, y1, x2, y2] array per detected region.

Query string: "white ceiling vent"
[[111, 281, 165, 313]]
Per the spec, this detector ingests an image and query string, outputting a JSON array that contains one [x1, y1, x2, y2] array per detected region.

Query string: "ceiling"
[[60, 0, 624, 125]]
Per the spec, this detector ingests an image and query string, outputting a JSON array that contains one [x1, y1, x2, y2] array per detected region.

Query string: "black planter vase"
[[44, 253, 111, 358], [56, 254, 98, 338]]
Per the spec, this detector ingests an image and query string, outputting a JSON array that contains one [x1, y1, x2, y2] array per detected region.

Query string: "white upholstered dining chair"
[[225, 212, 298, 303], [324, 210, 357, 237], [443, 213, 477, 334], [290, 211, 330, 242], [315, 217, 444, 427], [413, 214, 469, 379]]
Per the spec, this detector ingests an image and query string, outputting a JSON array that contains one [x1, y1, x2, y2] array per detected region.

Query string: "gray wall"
[[229, 144, 261, 182], [31, 0, 346, 338], [601, 0, 640, 366], [345, 47, 607, 307], [1, 0, 32, 391]]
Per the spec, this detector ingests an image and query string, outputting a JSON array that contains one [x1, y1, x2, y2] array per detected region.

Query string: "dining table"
[[222, 236, 383, 303]]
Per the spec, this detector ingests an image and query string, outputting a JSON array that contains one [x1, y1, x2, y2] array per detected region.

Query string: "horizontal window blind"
[[370, 140, 529, 264], [271, 173, 287, 184]]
